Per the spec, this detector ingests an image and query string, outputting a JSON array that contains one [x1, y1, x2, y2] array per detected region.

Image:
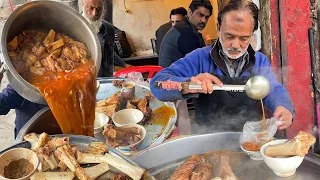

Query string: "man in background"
[[159, 0, 213, 68], [155, 7, 187, 54]]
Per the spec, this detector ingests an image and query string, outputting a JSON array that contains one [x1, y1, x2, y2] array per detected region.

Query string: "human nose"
[[231, 38, 241, 49]]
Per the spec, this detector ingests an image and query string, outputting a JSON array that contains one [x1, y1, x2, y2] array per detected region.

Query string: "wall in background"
[[113, 0, 219, 53]]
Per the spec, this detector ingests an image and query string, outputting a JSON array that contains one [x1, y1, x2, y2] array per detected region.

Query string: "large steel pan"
[[0, 1, 101, 104], [131, 132, 320, 180]]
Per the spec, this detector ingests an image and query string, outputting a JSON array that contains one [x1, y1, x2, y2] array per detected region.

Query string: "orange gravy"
[[150, 105, 175, 126], [28, 61, 96, 136]]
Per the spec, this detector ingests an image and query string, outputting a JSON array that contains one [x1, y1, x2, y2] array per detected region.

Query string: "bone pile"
[[24, 132, 145, 180]]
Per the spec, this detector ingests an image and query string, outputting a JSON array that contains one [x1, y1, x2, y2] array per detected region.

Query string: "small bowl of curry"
[[241, 142, 263, 161], [0, 148, 39, 180]]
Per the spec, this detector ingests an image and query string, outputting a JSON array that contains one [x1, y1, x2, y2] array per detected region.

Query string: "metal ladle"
[[188, 76, 270, 100]]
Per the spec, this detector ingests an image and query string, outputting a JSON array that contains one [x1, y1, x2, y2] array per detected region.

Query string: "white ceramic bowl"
[[0, 148, 39, 180], [94, 112, 109, 134], [105, 124, 146, 156], [112, 109, 144, 127], [260, 139, 304, 177], [241, 144, 262, 161]]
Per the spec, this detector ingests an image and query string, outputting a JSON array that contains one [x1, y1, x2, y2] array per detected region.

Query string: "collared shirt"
[[219, 50, 249, 77]]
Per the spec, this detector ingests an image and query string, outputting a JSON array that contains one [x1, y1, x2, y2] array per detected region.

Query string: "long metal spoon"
[[188, 76, 270, 100]]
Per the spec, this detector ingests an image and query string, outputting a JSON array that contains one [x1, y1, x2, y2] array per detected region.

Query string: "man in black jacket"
[[159, 0, 213, 68], [155, 7, 187, 54], [82, 0, 115, 77]]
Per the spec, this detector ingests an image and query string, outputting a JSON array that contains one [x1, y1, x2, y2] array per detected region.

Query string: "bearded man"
[[81, 0, 115, 77]]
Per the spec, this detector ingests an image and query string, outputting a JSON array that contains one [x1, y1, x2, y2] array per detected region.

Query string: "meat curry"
[[8, 29, 96, 136]]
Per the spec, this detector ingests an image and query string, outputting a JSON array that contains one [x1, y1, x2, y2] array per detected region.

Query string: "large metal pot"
[[1, 1, 101, 104]]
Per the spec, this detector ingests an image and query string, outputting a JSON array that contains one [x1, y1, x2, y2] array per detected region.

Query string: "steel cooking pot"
[[0, 1, 101, 104]]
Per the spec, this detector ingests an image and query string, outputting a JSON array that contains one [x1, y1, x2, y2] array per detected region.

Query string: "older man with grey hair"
[[81, 0, 115, 77]]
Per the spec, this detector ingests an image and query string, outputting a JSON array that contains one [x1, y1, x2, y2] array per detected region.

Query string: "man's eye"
[[226, 35, 233, 40], [240, 37, 250, 41]]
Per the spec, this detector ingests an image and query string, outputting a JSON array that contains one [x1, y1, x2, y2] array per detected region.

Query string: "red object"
[[114, 66, 163, 80], [270, 0, 314, 137], [8, 0, 14, 12], [171, 128, 179, 138]]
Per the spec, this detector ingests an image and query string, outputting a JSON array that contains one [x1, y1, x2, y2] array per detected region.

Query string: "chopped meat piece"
[[130, 99, 141, 106], [103, 125, 141, 147], [137, 98, 152, 124], [144, 92, 155, 101], [112, 174, 130, 180], [169, 155, 203, 180], [96, 104, 118, 118], [190, 162, 213, 180], [113, 80, 125, 88], [105, 92, 120, 105]]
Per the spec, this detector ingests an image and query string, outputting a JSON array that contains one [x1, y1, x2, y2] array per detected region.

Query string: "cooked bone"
[[30, 172, 75, 180], [55, 145, 87, 180], [41, 153, 58, 170], [77, 151, 103, 164], [36, 133, 51, 150], [83, 163, 110, 179], [102, 153, 145, 180], [88, 142, 108, 154], [58, 160, 68, 171], [48, 136, 70, 150], [48, 39, 65, 53], [265, 131, 316, 157], [43, 29, 56, 47], [24, 133, 39, 150], [38, 156, 50, 172]]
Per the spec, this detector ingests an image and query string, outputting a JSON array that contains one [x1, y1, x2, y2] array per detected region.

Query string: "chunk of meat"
[[112, 174, 130, 180], [144, 92, 155, 101], [137, 98, 152, 123], [96, 104, 118, 118], [190, 162, 213, 180], [169, 155, 203, 180], [112, 80, 125, 88], [105, 92, 120, 105]]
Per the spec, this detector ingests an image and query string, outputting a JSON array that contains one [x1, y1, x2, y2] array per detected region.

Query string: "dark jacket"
[[159, 16, 206, 68], [0, 85, 47, 137], [97, 20, 115, 77], [155, 22, 172, 54]]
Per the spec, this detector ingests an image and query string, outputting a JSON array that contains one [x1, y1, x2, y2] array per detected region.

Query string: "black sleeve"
[[177, 31, 201, 56], [114, 52, 126, 67]]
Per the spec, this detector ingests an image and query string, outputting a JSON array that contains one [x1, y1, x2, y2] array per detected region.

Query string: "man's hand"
[[273, 106, 293, 130], [182, 73, 223, 94], [0, 62, 5, 83]]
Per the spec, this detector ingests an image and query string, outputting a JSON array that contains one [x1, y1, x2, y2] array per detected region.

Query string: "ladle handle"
[[188, 84, 245, 91]]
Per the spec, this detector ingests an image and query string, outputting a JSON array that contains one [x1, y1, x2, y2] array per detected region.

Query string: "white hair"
[[81, 0, 103, 34]]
